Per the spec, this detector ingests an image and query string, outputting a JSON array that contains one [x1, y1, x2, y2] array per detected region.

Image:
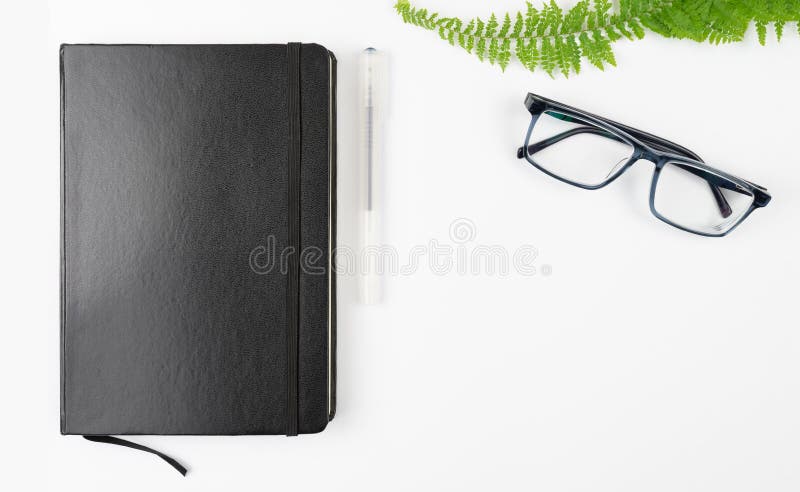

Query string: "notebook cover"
[[60, 44, 336, 435]]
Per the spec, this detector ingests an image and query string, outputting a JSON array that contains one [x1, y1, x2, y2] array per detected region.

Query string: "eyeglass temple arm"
[[517, 126, 734, 218], [516, 126, 620, 158]]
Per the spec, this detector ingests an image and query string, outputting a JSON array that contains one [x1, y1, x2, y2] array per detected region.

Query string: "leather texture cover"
[[60, 44, 336, 436]]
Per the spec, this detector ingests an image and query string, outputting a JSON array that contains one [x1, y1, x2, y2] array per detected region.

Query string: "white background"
[[2, 0, 799, 490]]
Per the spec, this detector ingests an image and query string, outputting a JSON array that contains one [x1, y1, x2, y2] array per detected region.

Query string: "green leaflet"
[[394, 0, 800, 77]]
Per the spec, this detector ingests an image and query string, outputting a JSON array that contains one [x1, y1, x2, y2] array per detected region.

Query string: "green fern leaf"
[[499, 12, 513, 37], [536, 2, 554, 35], [579, 31, 604, 70], [594, 29, 616, 66], [594, 0, 612, 25], [489, 38, 500, 65], [499, 38, 513, 70], [516, 38, 531, 68], [553, 36, 571, 77], [541, 37, 557, 76], [517, 38, 540, 71], [524, 2, 540, 36], [512, 12, 525, 37], [476, 37, 487, 62], [563, 0, 589, 33], [529, 39, 541, 72], [613, 19, 634, 40], [464, 18, 475, 35], [486, 13, 499, 37], [475, 18, 485, 38], [756, 20, 767, 45], [628, 17, 646, 38], [545, 0, 564, 35], [566, 35, 582, 73], [775, 20, 785, 40]]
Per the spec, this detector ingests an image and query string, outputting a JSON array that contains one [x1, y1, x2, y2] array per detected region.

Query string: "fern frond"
[[394, 0, 800, 78]]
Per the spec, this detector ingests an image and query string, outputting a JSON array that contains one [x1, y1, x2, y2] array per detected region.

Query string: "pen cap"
[[358, 48, 388, 110], [357, 47, 388, 215]]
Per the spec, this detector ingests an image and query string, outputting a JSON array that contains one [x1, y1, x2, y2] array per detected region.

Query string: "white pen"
[[358, 48, 387, 304]]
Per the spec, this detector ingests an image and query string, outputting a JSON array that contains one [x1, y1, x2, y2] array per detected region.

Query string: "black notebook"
[[60, 44, 337, 439]]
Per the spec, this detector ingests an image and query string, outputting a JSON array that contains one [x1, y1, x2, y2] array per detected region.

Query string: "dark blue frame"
[[517, 93, 772, 237]]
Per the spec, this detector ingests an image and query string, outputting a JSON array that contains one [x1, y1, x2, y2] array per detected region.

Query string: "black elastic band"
[[83, 435, 188, 476], [286, 42, 302, 437]]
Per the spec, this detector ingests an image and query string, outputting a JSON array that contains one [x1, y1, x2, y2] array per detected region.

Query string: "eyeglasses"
[[516, 93, 771, 237]]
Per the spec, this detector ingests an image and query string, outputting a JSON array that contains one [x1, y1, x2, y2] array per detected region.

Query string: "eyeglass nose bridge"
[[630, 147, 665, 167], [603, 148, 661, 181]]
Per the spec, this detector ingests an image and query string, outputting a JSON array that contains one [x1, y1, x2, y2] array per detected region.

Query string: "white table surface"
[[3, 0, 799, 490]]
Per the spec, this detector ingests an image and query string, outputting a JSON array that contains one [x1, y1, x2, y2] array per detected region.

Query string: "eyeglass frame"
[[516, 93, 772, 237]]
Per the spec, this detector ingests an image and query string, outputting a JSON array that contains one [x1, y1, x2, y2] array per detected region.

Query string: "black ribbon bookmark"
[[286, 41, 302, 437], [83, 436, 188, 476]]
